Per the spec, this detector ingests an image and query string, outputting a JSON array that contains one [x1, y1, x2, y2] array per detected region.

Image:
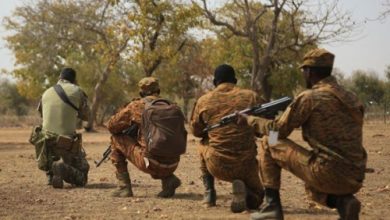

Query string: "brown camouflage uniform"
[[190, 83, 265, 198], [247, 76, 367, 206], [108, 96, 180, 179]]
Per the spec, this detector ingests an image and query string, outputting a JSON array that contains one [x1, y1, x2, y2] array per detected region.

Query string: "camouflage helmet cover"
[[138, 77, 160, 93], [299, 48, 335, 69]]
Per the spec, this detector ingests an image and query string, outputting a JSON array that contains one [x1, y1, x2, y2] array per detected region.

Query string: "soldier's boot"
[[51, 162, 64, 189], [111, 172, 133, 197], [250, 188, 284, 220], [157, 174, 181, 198], [328, 194, 361, 220], [52, 161, 88, 188], [246, 187, 264, 210], [46, 171, 53, 185], [202, 174, 217, 207], [230, 179, 247, 213]]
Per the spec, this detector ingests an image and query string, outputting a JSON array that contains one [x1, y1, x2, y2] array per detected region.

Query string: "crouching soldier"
[[107, 77, 187, 198], [30, 68, 90, 188], [190, 64, 265, 213], [238, 48, 367, 220]]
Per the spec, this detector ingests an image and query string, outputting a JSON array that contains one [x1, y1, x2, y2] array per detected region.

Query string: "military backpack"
[[141, 98, 187, 157]]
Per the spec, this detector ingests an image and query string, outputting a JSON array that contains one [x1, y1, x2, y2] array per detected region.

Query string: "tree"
[[350, 70, 385, 105], [4, 0, 133, 130], [193, 0, 356, 100], [156, 38, 214, 117], [112, 0, 202, 77], [0, 79, 30, 116]]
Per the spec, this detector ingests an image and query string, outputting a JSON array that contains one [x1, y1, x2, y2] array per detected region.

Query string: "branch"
[[199, 0, 248, 37]]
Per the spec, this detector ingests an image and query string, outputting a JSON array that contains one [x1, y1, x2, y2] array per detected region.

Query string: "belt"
[[144, 157, 178, 169]]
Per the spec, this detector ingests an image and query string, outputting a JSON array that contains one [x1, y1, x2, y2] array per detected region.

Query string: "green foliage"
[[350, 70, 385, 105], [0, 79, 30, 116]]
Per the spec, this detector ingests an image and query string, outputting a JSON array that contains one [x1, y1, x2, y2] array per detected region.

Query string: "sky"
[[0, 0, 389, 79]]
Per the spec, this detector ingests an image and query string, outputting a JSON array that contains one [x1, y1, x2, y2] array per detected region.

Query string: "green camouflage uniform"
[[247, 49, 367, 206], [36, 79, 90, 186], [190, 83, 265, 200]]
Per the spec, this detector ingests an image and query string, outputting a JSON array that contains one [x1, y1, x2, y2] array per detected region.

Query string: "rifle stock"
[[203, 96, 292, 133]]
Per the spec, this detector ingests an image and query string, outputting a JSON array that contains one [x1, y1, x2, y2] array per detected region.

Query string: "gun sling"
[[53, 84, 79, 112]]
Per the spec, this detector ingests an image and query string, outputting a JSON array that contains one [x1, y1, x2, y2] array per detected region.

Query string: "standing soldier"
[[33, 68, 90, 188], [238, 48, 366, 220], [107, 77, 186, 198], [190, 64, 265, 213]]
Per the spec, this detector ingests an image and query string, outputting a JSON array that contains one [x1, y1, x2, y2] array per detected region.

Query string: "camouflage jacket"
[[107, 95, 179, 163], [191, 83, 265, 160], [247, 76, 367, 168]]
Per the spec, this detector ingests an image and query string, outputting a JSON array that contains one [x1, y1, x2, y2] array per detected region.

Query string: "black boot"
[[157, 174, 181, 198], [250, 188, 283, 220], [246, 187, 264, 210], [202, 174, 216, 207], [327, 194, 361, 220], [231, 179, 247, 213], [52, 161, 88, 188]]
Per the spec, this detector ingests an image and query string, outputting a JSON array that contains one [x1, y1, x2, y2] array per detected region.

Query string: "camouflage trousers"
[[259, 137, 365, 206], [110, 135, 179, 179], [198, 144, 264, 197], [49, 140, 90, 187]]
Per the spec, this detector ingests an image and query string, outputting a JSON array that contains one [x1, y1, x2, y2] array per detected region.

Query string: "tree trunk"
[[85, 64, 113, 131], [183, 96, 190, 120]]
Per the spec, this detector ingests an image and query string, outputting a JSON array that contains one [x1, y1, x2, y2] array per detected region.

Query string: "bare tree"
[[193, 0, 356, 100]]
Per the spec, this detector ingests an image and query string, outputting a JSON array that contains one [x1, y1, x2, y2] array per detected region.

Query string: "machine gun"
[[203, 96, 292, 133], [94, 124, 138, 168]]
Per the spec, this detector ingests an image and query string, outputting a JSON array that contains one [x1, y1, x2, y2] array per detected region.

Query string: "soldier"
[[190, 64, 265, 213], [36, 67, 90, 188], [237, 49, 367, 220], [107, 77, 183, 198]]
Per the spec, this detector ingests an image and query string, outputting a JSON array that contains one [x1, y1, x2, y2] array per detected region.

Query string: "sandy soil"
[[0, 123, 389, 220]]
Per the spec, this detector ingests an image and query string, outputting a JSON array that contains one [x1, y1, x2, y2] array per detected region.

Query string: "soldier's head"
[[138, 77, 160, 97], [59, 68, 77, 84], [213, 64, 237, 87], [299, 48, 334, 88]]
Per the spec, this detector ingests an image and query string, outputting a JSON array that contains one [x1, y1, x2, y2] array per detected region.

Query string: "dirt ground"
[[0, 122, 389, 220]]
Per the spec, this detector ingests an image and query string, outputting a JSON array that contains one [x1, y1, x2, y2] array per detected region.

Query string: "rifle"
[[94, 145, 112, 168], [94, 123, 139, 168], [203, 96, 292, 133]]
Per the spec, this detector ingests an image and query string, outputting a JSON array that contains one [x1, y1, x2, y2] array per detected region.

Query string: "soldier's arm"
[[190, 100, 207, 138], [246, 91, 313, 139], [107, 102, 136, 135], [78, 90, 90, 121]]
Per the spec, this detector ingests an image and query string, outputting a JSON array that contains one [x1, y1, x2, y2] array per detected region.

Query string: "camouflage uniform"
[[37, 78, 90, 188], [108, 77, 181, 198], [190, 82, 265, 209], [247, 49, 367, 207]]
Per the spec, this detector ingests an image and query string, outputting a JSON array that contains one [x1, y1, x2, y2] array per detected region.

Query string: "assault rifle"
[[203, 96, 292, 133], [94, 124, 139, 168]]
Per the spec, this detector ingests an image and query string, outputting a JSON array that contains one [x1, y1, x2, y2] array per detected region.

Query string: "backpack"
[[141, 98, 187, 157]]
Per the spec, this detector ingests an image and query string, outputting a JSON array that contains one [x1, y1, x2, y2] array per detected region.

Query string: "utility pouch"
[[71, 133, 82, 153], [57, 135, 74, 150], [29, 125, 51, 171], [29, 125, 42, 146]]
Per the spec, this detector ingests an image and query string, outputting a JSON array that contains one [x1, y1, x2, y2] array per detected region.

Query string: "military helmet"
[[138, 77, 160, 94], [299, 48, 335, 69]]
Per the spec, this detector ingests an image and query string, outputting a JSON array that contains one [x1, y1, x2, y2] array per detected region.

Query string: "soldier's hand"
[[235, 111, 249, 126]]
